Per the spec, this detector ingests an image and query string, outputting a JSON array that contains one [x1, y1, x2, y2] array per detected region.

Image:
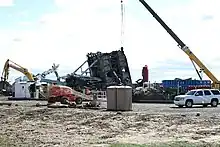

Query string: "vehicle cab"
[[174, 89, 220, 107]]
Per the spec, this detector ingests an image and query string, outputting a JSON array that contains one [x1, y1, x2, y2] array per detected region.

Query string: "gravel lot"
[[1, 96, 220, 146]]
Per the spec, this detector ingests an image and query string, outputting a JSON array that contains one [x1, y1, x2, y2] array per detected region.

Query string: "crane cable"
[[190, 59, 202, 80], [121, 0, 125, 48]]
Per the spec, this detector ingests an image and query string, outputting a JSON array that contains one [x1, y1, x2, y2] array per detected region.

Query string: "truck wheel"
[[48, 97, 55, 105], [203, 104, 208, 107], [211, 99, 218, 107], [61, 98, 69, 105], [75, 97, 83, 104], [185, 100, 193, 108], [69, 102, 76, 108]]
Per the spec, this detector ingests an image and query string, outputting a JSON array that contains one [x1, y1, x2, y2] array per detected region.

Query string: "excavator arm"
[[1, 59, 35, 82], [139, 0, 220, 89]]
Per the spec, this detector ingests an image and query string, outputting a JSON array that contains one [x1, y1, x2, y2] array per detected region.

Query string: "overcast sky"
[[0, 0, 220, 83]]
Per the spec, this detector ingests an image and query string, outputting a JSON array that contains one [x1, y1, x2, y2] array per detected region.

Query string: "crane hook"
[[121, 0, 125, 48]]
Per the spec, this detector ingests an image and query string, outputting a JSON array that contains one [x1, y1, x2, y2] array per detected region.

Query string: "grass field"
[[110, 142, 220, 147]]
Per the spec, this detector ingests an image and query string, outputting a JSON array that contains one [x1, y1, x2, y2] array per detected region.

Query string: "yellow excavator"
[[1, 59, 60, 83], [0, 59, 37, 96], [1, 59, 36, 82], [139, 0, 220, 89], [0, 59, 60, 97]]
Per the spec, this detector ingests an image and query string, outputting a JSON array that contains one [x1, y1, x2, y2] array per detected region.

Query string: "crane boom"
[[139, 0, 220, 88], [35, 63, 60, 80], [139, 0, 185, 48]]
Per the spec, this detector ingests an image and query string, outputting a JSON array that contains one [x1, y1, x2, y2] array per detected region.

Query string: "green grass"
[[0, 136, 15, 147], [110, 144, 146, 147], [110, 141, 220, 147]]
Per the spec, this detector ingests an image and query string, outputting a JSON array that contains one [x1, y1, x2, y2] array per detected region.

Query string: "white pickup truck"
[[174, 89, 220, 108]]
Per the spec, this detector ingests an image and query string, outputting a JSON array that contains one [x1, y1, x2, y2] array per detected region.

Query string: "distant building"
[[14, 76, 64, 85], [162, 78, 211, 92], [15, 76, 29, 82]]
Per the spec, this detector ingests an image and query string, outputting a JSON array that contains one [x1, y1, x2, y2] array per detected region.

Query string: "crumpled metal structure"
[[66, 48, 133, 90]]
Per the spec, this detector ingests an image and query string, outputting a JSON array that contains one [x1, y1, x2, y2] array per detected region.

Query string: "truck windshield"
[[186, 91, 196, 95]]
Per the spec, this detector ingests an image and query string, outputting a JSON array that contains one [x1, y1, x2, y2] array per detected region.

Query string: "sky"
[[0, 0, 220, 84]]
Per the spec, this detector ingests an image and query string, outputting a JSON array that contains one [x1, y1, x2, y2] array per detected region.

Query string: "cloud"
[[17, 11, 29, 17], [18, 21, 32, 26], [12, 38, 22, 42], [202, 15, 214, 21], [0, 0, 13, 6]]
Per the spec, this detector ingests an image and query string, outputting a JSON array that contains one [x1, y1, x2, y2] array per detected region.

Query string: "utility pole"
[[177, 81, 180, 95]]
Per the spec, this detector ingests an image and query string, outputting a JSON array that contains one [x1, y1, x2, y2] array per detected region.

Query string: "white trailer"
[[14, 82, 32, 98], [14, 81, 40, 99]]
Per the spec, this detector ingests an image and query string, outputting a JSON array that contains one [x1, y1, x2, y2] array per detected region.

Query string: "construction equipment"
[[1, 59, 60, 83], [1, 59, 35, 82], [139, 0, 220, 89], [52, 63, 60, 81], [1, 59, 37, 96], [47, 84, 83, 106], [0, 59, 61, 98], [35, 63, 60, 80]]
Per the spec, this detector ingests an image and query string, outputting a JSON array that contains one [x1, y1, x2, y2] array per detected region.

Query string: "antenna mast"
[[121, 0, 125, 49]]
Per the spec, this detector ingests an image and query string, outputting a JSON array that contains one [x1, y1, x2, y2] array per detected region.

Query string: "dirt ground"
[[1, 96, 220, 147]]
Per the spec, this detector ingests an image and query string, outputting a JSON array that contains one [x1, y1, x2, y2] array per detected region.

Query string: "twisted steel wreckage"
[[66, 47, 133, 91]]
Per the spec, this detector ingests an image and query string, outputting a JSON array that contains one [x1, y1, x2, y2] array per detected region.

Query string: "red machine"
[[142, 65, 149, 82], [47, 85, 82, 105]]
